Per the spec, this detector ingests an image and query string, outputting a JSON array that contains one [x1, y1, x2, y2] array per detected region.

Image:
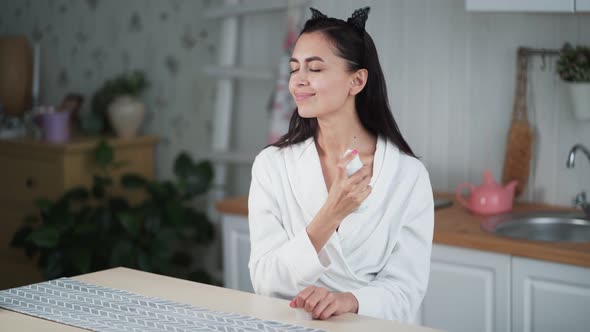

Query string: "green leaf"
[[72, 220, 98, 236], [147, 182, 168, 201], [95, 140, 114, 168], [23, 215, 39, 225], [44, 252, 64, 279], [118, 212, 141, 236], [11, 225, 33, 248], [27, 227, 60, 248], [174, 153, 194, 178], [62, 187, 89, 202], [34, 198, 53, 215], [110, 241, 135, 267], [121, 174, 148, 189], [186, 161, 214, 196], [71, 249, 92, 273], [187, 269, 213, 284], [137, 252, 153, 272], [187, 210, 214, 244], [91, 175, 113, 199], [170, 251, 193, 266], [108, 197, 129, 212], [144, 215, 161, 234], [79, 111, 104, 136], [164, 201, 186, 226]]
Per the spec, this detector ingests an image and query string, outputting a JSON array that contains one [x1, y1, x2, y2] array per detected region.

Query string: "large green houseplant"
[[557, 42, 590, 120], [11, 141, 216, 284]]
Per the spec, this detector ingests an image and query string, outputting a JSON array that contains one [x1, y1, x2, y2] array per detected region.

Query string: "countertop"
[[216, 193, 590, 268], [0, 267, 440, 332]]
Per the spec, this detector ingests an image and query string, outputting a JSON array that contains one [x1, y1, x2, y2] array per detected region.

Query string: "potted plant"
[[11, 140, 217, 284], [90, 70, 149, 137], [557, 42, 590, 120]]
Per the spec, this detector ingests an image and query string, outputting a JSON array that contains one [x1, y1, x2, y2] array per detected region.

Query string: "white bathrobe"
[[248, 135, 434, 322]]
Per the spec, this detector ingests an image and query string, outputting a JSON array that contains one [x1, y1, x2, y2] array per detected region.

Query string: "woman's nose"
[[294, 73, 309, 86]]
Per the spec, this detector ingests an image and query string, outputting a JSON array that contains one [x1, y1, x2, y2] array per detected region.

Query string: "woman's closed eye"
[[289, 68, 322, 74]]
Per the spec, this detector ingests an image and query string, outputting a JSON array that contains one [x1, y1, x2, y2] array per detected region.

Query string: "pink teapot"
[[455, 170, 518, 215]]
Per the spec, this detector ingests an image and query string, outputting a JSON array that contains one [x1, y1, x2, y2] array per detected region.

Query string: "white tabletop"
[[0, 267, 441, 332]]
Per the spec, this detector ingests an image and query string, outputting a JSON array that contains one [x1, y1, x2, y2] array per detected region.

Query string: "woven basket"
[[502, 49, 533, 198]]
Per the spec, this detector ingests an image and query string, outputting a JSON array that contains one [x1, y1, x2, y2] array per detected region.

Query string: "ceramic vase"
[[107, 95, 145, 138]]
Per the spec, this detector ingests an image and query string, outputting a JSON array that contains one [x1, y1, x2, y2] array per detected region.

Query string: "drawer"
[[0, 156, 63, 203]]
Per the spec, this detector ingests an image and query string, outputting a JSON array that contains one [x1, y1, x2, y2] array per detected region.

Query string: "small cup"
[[38, 110, 71, 143]]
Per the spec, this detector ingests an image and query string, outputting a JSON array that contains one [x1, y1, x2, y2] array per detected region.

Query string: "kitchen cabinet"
[[577, 0, 590, 10], [416, 244, 511, 332], [221, 214, 254, 293], [512, 257, 590, 332], [219, 214, 590, 331], [0, 135, 158, 290], [465, 0, 590, 12]]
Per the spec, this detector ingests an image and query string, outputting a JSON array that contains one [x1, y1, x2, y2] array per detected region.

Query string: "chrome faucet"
[[566, 144, 590, 217]]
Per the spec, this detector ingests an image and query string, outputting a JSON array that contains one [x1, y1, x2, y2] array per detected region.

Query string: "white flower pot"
[[565, 82, 590, 121], [107, 95, 145, 138]]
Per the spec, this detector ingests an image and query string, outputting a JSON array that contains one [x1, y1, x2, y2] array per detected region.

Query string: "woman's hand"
[[289, 286, 359, 320], [322, 150, 372, 221]]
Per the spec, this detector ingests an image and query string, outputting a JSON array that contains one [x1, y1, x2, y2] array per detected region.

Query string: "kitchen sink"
[[481, 211, 590, 243]]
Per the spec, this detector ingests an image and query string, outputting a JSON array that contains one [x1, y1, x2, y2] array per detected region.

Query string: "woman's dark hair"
[[271, 11, 417, 158]]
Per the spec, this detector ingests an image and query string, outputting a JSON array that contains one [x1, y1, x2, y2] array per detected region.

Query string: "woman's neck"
[[315, 102, 376, 160]]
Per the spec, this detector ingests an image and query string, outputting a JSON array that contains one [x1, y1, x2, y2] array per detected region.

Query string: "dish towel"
[[0, 278, 324, 332]]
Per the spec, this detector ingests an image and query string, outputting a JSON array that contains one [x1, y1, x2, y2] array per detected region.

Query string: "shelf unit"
[[203, 0, 308, 220]]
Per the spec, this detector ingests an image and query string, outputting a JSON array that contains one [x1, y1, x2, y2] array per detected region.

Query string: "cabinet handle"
[[25, 177, 36, 188]]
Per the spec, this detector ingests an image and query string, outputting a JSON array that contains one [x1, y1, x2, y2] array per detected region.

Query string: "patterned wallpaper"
[[0, 0, 219, 180]]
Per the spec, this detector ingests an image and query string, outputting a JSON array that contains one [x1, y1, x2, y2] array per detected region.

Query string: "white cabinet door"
[[221, 215, 254, 293], [417, 244, 511, 332], [576, 0, 590, 11], [512, 257, 590, 332], [466, 0, 575, 12]]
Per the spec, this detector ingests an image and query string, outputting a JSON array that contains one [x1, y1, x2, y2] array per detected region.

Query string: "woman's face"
[[289, 32, 354, 118]]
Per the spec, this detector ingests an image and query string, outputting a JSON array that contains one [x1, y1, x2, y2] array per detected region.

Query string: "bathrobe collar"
[[285, 135, 388, 224]]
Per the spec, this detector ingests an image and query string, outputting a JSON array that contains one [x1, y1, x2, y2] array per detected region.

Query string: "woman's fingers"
[[304, 287, 328, 312], [293, 286, 316, 308], [318, 300, 339, 320], [312, 292, 335, 319]]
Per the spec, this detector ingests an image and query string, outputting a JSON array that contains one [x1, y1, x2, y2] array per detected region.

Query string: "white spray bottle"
[[344, 149, 368, 213]]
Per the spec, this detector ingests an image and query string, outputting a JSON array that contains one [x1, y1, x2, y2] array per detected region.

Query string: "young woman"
[[248, 7, 434, 322]]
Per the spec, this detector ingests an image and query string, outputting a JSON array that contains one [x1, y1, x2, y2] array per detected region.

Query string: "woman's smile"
[[294, 92, 316, 102]]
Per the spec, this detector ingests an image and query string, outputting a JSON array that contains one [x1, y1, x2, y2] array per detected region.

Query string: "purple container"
[[38, 111, 71, 143]]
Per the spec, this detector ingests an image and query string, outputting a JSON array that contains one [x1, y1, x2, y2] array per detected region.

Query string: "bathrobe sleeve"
[[350, 164, 434, 322], [248, 151, 331, 298]]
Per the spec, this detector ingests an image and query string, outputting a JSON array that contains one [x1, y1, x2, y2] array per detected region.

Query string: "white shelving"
[[203, 66, 274, 80], [205, 1, 292, 19]]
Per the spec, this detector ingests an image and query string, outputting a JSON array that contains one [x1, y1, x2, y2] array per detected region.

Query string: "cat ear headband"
[[310, 6, 371, 32]]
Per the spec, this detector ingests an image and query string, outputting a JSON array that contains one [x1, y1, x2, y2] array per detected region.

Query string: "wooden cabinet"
[[416, 244, 511, 332], [512, 257, 590, 332], [0, 135, 158, 290]]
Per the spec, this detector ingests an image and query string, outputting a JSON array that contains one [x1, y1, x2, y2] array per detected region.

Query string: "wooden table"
[[0, 267, 441, 332]]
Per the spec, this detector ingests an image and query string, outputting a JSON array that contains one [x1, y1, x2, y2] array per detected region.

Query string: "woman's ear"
[[349, 69, 368, 96]]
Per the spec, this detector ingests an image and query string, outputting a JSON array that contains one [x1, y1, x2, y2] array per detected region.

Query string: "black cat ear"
[[346, 6, 370, 31], [310, 7, 328, 20]]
